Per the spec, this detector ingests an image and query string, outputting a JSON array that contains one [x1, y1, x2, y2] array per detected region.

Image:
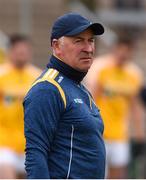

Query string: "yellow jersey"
[[85, 55, 143, 141], [0, 62, 41, 153], [0, 49, 6, 64]]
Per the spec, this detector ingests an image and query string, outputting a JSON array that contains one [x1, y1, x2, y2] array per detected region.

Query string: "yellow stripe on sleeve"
[[47, 77, 66, 108], [31, 68, 66, 108]]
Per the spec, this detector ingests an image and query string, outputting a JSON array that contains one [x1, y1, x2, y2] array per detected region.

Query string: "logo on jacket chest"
[[74, 98, 83, 104], [57, 76, 64, 83]]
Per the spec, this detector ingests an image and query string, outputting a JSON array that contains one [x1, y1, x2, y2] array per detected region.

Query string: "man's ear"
[[52, 39, 62, 55], [52, 39, 59, 49]]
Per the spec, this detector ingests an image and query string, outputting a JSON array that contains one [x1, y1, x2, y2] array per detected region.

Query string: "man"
[[0, 34, 41, 178], [85, 37, 145, 178], [23, 13, 105, 179]]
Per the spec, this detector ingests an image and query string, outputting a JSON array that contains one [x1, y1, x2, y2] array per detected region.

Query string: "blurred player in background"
[[0, 48, 5, 64], [140, 86, 146, 107], [0, 30, 9, 64], [0, 34, 41, 178], [85, 37, 145, 178], [131, 86, 146, 178]]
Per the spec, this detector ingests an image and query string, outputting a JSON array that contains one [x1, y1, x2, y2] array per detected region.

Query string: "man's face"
[[53, 29, 95, 72], [9, 41, 32, 68]]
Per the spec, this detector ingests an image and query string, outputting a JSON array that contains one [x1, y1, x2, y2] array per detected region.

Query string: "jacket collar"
[[47, 55, 87, 84]]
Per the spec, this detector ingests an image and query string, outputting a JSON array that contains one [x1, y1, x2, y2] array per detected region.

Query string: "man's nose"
[[83, 43, 93, 53]]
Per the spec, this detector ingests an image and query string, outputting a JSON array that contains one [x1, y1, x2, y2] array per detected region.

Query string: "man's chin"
[[78, 65, 92, 72]]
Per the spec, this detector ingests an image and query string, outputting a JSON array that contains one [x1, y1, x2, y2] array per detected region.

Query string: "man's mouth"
[[80, 57, 92, 60]]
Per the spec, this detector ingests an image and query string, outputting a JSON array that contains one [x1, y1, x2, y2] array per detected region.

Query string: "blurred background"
[[0, 0, 146, 72], [0, 0, 146, 178]]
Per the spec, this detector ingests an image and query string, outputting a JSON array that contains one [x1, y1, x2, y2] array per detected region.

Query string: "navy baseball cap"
[[51, 13, 104, 43]]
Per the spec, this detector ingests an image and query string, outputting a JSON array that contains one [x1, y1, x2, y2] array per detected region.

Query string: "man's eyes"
[[75, 39, 82, 43], [74, 39, 95, 43], [89, 39, 95, 43]]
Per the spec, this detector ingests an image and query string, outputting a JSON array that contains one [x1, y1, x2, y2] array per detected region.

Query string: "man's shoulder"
[[26, 64, 42, 77], [28, 70, 62, 96], [86, 55, 113, 79], [125, 62, 143, 79], [24, 80, 60, 104], [0, 62, 12, 77], [91, 55, 113, 72], [25, 68, 67, 107]]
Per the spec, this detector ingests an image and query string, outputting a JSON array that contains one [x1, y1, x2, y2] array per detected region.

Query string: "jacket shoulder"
[[26, 68, 66, 108]]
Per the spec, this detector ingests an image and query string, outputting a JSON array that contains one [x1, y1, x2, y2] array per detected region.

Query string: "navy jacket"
[[23, 55, 106, 179]]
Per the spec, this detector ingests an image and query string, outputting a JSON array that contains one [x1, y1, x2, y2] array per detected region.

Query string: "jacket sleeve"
[[23, 82, 65, 178]]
